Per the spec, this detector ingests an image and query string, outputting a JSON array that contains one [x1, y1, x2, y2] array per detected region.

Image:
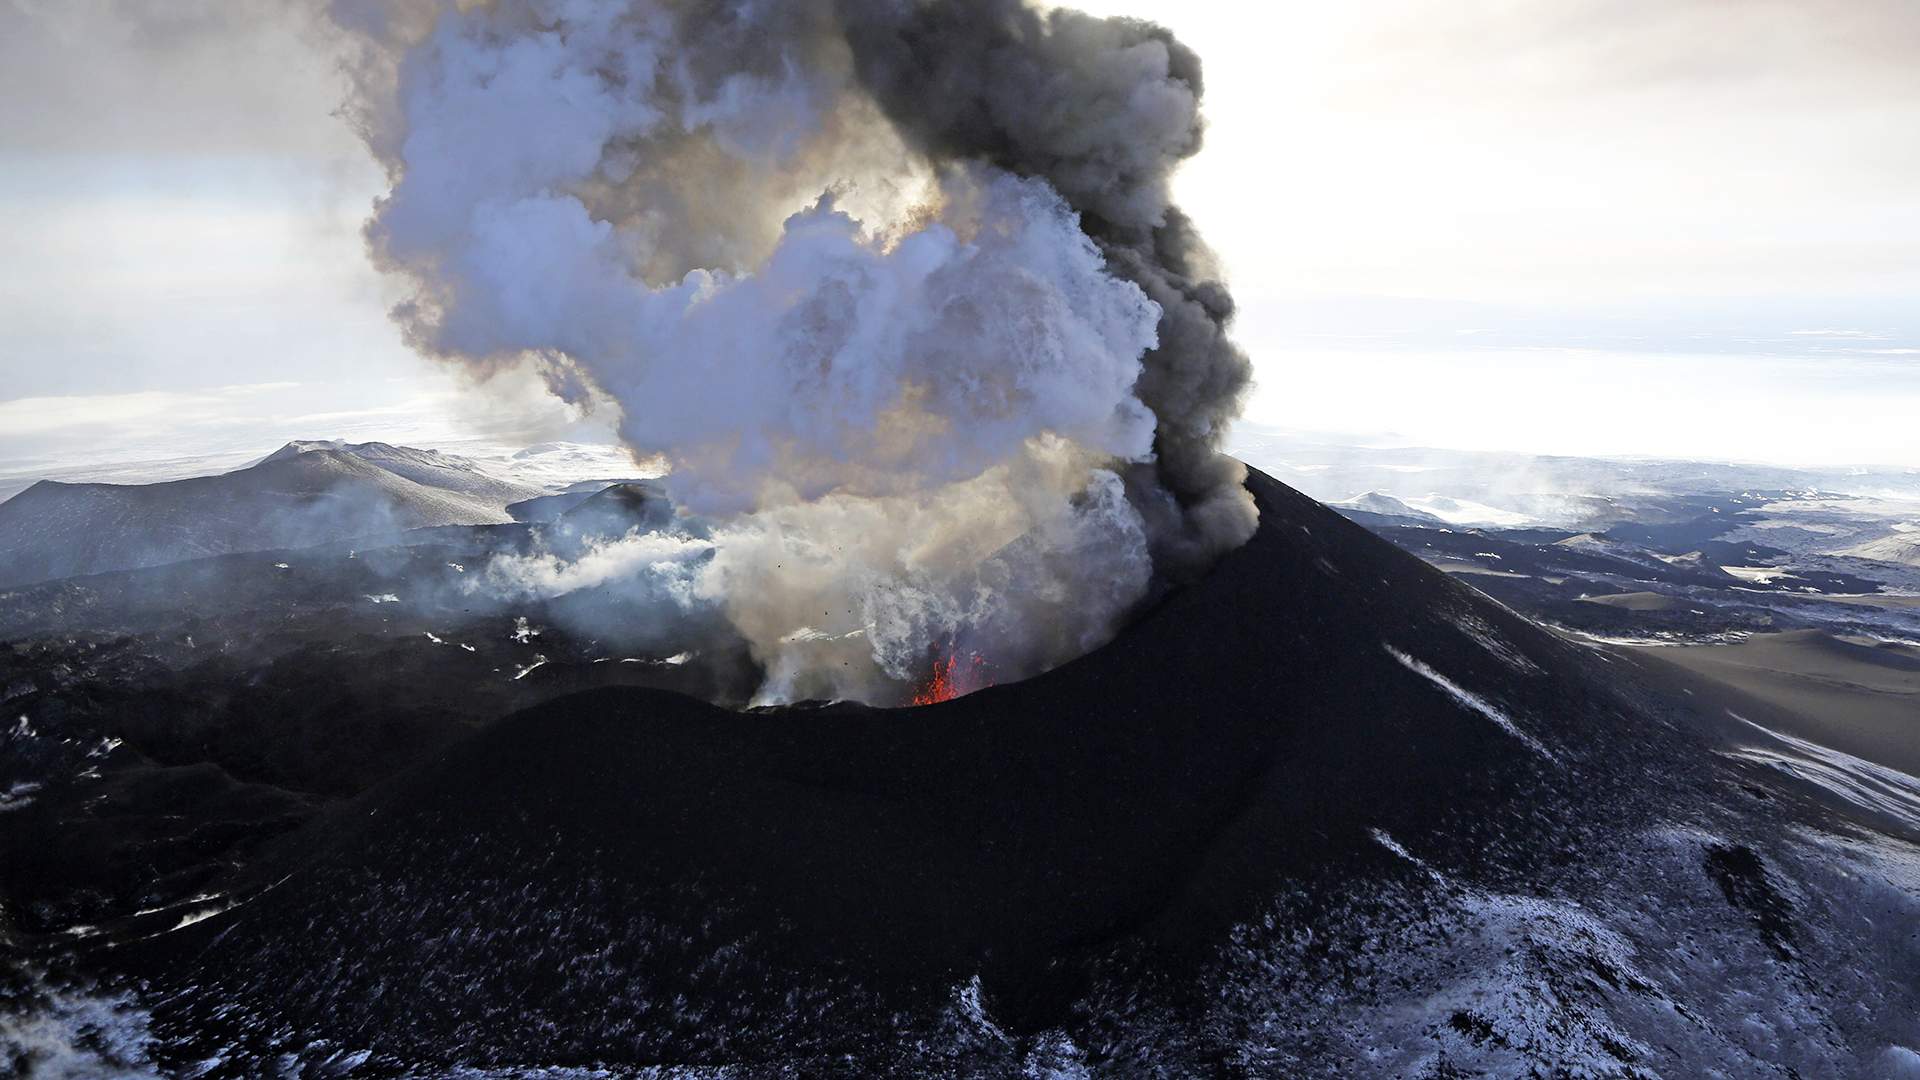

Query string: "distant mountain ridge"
[[1837, 528, 1920, 568], [0, 440, 549, 588], [256, 440, 543, 506], [1329, 491, 1447, 526]]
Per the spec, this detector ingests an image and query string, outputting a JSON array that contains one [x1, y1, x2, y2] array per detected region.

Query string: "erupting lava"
[[909, 649, 992, 706]]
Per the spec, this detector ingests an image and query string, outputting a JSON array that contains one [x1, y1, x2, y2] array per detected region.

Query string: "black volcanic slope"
[[40, 469, 1920, 1076]]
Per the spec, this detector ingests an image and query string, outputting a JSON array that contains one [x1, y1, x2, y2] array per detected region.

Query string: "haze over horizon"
[[2, 0, 1916, 482]]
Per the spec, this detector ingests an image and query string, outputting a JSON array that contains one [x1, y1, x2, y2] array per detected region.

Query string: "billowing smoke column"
[[330, 0, 1256, 703], [837, 0, 1257, 566]]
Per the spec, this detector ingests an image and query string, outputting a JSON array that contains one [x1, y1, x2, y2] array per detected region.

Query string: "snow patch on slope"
[[1386, 645, 1556, 760], [1723, 711, 1920, 834]]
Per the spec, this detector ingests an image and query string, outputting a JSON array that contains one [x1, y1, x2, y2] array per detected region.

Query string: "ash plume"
[[837, 0, 1258, 566], [329, 0, 1256, 702]]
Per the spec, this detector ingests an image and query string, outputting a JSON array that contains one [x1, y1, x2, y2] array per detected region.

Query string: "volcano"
[[0, 441, 547, 588], [11, 467, 1915, 1076]]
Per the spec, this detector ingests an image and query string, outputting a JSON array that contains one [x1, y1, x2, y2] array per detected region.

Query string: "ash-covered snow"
[[1173, 821, 1920, 1079]]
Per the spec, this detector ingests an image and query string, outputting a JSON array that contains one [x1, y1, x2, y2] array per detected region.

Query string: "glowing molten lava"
[[908, 649, 991, 706]]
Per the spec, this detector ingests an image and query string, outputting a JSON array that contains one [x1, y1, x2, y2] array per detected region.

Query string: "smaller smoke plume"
[[480, 444, 1148, 704]]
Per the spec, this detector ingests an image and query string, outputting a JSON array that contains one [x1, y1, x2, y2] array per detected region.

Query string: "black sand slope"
[[1632, 630, 1920, 776], [41, 469, 1920, 1076]]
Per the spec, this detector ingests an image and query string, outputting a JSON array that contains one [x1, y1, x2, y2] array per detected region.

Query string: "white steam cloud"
[[332, 0, 1255, 703]]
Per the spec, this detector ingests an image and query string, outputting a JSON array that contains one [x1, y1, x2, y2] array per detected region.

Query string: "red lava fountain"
[[909, 649, 992, 706]]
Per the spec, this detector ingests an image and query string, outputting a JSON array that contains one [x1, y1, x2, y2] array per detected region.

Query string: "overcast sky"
[[1, 0, 1915, 486]]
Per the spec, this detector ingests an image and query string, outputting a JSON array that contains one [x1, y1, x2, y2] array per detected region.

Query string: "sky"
[[0, 0, 1915, 493]]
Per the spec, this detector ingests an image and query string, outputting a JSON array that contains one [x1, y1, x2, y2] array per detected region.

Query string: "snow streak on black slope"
[[0, 441, 545, 587], [76, 468, 1920, 1076]]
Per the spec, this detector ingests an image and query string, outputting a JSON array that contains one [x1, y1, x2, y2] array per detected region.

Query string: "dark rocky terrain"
[[1334, 492, 1920, 648], [3, 468, 1918, 1077]]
